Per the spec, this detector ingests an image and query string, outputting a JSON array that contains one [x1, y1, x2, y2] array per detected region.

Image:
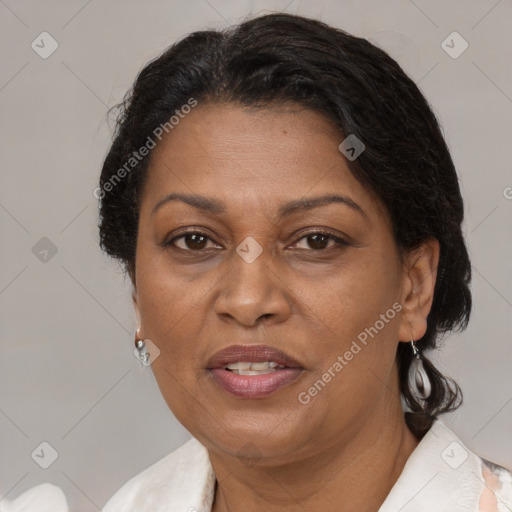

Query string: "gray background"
[[1, 1, 511, 510]]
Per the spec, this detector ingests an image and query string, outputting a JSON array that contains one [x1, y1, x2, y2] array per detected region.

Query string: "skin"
[[132, 102, 439, 511]]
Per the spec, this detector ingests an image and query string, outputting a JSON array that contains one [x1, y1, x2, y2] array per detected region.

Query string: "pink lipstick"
[[206, 344, 304, 399]]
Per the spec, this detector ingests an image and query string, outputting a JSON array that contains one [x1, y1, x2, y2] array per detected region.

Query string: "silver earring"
[[134, 338, 150, 366], [408, 340, 431, 400]]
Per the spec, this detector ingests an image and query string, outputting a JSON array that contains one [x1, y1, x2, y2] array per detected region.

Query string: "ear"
[[397, 238, 440, 342]]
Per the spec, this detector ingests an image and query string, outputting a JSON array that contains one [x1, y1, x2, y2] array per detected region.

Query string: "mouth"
[[223, 361, 289, 375], [206, 345, 304, 399]]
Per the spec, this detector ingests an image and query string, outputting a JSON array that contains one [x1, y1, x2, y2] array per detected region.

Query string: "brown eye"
[[293, 231, 349, 251], [306, 234, 330, 250], [183, 233, 208, 250], [168, 231, 217, 251]]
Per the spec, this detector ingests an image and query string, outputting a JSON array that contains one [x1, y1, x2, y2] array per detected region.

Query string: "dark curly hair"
[[98, 13, 472, 437]]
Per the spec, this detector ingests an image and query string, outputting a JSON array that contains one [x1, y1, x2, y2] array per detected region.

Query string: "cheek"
[[302, 253, 401, 343], [136, 262, 212, 427], [295, 253, 402, 397], [135, 250, 210, 364]]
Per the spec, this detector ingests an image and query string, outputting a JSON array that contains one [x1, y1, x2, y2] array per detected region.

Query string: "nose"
[[214, 244, 292, 327]]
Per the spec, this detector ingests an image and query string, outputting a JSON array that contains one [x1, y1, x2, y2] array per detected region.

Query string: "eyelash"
[[165, 229, 349, 252]]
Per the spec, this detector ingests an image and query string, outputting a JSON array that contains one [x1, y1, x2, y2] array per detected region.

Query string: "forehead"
[[141, 102, 386, 219]]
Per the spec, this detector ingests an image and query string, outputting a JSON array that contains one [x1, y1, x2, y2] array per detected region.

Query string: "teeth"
[[226, 362, 252, 370], [225, 361, 286, 373], [237, 369, 276, 375], [250, 362, 276, 370]]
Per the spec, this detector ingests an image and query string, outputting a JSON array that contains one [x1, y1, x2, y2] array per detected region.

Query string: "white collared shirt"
[[100, 419, 512, 511]]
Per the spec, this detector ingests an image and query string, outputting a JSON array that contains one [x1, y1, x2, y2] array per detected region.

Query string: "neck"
[[210, 401, 420, 512]]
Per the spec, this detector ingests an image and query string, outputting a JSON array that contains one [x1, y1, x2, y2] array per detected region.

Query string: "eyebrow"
[[151, 192, 367, 219]]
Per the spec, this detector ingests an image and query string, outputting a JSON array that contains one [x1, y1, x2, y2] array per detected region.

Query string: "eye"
[[165, 229, 349, 253], [167, 230, 220, 251], [291, 231, 349, 251]]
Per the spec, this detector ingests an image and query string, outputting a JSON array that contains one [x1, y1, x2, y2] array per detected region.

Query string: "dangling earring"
[[134, 327, 150, 366], [408, 340, 431, 400]]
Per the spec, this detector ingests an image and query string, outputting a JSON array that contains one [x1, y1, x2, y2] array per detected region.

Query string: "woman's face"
[[133, 102, 431, 463]]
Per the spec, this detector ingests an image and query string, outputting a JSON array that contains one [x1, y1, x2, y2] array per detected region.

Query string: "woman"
[[96, 13, 511, 512]]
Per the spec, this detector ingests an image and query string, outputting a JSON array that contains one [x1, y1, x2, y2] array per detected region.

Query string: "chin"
[[197, 411, 313, 461]]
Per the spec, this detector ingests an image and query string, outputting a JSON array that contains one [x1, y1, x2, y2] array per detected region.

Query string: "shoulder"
[[478, 457, 512, 511], [0, 483, 68, 512], [434, 421, 512, 511], [380, 419, 512, 512], [102, 436, 216, 512]]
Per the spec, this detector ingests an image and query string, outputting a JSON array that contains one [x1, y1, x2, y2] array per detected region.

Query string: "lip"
[[206, 344, 303, 369], [206, 344, 304, 399]]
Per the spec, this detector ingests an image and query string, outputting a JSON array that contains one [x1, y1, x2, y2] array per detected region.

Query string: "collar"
[[102, 435, 216, 511], [379, 418, 486, 511]]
